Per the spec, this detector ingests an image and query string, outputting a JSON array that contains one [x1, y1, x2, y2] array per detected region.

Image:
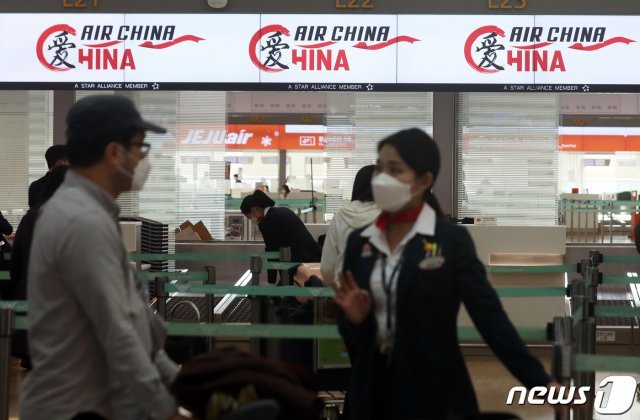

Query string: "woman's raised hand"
[[332, 271, 372, 325]]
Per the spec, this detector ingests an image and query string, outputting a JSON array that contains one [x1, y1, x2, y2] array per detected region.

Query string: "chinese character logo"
[[465, 25, 506, 73], [249, 24, 291, 72], [37, 24, 78, 71]]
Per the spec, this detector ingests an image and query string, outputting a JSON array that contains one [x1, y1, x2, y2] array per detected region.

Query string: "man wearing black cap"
[[21, 95, 187, 420]]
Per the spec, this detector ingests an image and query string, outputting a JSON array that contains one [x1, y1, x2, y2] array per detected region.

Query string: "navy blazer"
[[258, 207, 321, 284], [338, 218, 551, 420]]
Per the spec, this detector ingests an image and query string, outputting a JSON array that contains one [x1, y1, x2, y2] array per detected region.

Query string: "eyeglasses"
[[129, 141, 151, 157]]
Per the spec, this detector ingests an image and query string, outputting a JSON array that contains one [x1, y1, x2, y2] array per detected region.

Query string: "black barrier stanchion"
[[571, 253, 601, 420], [249, 256, 263, 355], [0, 305, 14, 420], [279, 246, 292, 286], [204, 266, 216, 352], [549, 316, 572, 420], [155, 276, 168, 320]]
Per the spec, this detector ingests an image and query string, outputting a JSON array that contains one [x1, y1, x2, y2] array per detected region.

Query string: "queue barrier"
[[3, 248, 640, 419]]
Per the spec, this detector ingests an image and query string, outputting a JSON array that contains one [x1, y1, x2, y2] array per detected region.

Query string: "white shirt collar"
[[264, 206, 272, 216], [361, 203, 436, 239], [361, 204, 436, 256]]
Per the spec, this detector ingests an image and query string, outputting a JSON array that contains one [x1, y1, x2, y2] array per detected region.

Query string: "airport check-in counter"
[[458, 225, 567, 345]]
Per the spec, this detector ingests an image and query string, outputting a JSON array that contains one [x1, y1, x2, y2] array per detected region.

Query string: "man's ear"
[[103, 142, 123, 167]]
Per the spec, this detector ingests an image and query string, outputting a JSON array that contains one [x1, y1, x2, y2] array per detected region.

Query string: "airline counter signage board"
[[175, 124, 355, 150], [2, 13, 640, 92]]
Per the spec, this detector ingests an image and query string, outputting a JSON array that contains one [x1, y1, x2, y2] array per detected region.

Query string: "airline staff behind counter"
[[240, 190, 321, 284], [333, 128, 553, 420]]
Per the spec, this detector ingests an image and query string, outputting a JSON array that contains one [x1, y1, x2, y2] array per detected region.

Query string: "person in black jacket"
[[0, 210, 11, 236], [241, 190, 321, 369], [28, 144, 68, 207], [0, 210, 13, 297], [333, 128, 553, 420], [10, 165, 69, 369], [240, 190, 321, 284]]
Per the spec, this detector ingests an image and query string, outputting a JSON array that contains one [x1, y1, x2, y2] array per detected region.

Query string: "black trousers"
[[371, 351, 393, 420]]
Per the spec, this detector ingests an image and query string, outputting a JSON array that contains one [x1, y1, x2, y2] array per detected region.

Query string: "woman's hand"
[[332, 271, 372, 325]]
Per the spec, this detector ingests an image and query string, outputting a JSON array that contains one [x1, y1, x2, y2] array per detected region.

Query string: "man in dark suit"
[[28, 145, 68, 207]]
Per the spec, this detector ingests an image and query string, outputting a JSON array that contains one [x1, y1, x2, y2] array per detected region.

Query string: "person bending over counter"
[[241, 189, 321, 284]]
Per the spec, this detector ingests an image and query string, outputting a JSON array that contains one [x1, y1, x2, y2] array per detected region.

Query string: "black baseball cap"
[[66, 95, 166, 143]]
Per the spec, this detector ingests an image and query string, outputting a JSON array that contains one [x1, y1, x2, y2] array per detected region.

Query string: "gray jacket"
[[21, 170, 178, 420]]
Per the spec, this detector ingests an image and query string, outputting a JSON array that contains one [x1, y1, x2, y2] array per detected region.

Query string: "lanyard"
[[380, 254, 404, 331]]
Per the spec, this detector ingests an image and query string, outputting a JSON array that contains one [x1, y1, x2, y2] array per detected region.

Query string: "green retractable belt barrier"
[[457, 326, 548, 342], [136, 272, 210, 282], [167, 323, 342, 340], [575, 354, 640, 374], [0, 301, 27, 312], [603, 255, 640, 264], [160, 284, 565, 299], [263, 262, 300, 270], [602, 274, 640, 285], [594, 305, 640, 318], [485, 265, 575, 274], [130, 251, 280, 262]]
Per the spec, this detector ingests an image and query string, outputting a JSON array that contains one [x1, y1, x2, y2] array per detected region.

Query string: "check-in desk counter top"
[[458, 225, 567, 335]]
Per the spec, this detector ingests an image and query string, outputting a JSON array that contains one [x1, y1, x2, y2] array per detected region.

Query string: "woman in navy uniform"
[[333, 128, 552, 420]]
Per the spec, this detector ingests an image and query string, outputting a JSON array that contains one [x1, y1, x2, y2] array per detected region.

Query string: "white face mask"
[[130, 156, 151, 191], [372, 172, 414, 213], [118, 153, 151, 192]]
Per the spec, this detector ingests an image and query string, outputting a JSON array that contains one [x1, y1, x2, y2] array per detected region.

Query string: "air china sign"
[[4, 14, 640, 87], [250, 23, 418, 73], [37, 23, 203, 72], [251, 15, 418, 83], [465, 24, 633, 74]]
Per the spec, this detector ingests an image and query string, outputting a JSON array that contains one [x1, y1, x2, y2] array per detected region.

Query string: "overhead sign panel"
[[0, 13, 639, 91]]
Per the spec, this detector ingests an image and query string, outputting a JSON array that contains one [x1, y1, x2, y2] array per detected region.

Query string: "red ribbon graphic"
[[352, 35, 420, 50], [512, 42, 554, 50], [139, 35, 205, 49], [568, 37, 635, 51]]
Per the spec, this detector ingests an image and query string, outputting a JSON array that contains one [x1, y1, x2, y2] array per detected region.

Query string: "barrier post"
[[549, 316, 572, 420], [0, 305, 15, 420], [204, 266, 216, 352], [572, 256, 600, 420], [155, 276, 168, 320], [249, 256, 263, 355], [279, 246, 292, 286]]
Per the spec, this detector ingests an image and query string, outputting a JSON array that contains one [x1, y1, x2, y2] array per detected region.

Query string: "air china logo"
[[465, 25, 635, 73], [249, 24, 419, 72], [36, 24, 204, 71]]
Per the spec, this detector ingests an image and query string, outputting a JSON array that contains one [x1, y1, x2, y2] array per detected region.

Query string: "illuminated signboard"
[[0, 14, 639, 92]]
